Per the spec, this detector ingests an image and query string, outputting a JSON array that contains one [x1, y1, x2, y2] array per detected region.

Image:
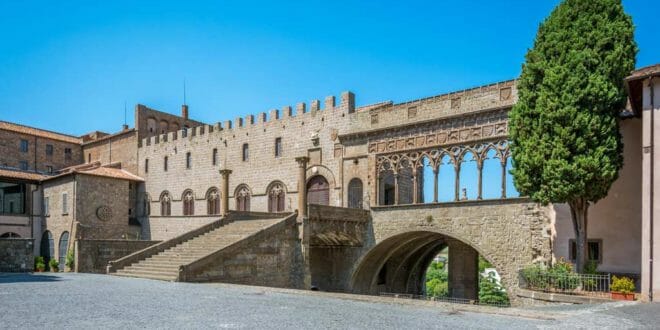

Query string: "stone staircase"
[[111, 216, 285, 281]]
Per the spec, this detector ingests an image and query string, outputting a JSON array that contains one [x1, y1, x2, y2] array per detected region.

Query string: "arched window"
[[40, 231, 54, 265], [160, 191, 171, 216], [267, 182, 286, 213], [307, 175, 329, 206], [206, 188, 220, 215], [0, 232, 20, 238], [348, 178, 363, 209], [147, 117, 157, 134], [58, 232, 69, 271], [235, 185, 251, 212], [159, 120, 169, 134], [182, 190, 195, 216], [143, 193, 151, 216]]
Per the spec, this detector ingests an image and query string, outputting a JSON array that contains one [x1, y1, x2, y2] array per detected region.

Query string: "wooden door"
[[307, 175, 329, 206]]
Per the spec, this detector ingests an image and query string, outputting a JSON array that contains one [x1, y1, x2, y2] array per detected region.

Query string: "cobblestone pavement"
[[0, 273, 658, 329]]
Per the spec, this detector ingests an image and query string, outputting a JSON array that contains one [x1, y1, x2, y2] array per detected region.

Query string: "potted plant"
[[611, 276, 635, 301], [65, 250, 75, 272], [49, 258, 59, 272], [34, 256, 46, 272]]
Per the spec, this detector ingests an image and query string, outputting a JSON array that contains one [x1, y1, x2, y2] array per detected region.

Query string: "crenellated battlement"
[[140, 91, 356, 148]]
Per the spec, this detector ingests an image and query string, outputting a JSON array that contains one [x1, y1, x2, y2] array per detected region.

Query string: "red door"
[[307, 175, 329, 206]]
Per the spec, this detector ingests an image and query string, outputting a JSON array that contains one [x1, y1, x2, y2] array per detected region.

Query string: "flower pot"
[[50, 267, 59, 272], [611, 291, 635, 301]]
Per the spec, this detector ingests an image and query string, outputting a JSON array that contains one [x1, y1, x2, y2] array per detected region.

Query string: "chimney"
[[181, 104, 189, 120], [122, 124, 129, 131]]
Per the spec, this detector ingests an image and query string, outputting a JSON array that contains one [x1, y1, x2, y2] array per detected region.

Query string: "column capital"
[[219, 169, 233, 176], [295, 156, 310, 167]]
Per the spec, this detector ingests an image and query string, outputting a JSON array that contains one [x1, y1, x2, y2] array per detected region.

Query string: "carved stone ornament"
[[96, 205, 113, 221]]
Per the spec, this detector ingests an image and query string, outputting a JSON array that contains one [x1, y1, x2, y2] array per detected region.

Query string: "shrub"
[[426, 278, 448, 298], [479, 273, 509, 305], [49, 258, 59, 272], [611, 276, 635, 294], [521, 264, 548, 290], [548, 258, 580, 291], [65, 249, 75, 270]]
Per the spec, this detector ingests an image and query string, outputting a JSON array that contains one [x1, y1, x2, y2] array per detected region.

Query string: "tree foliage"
[[508, 0, 637, 271], [510, 0, 636, 204]]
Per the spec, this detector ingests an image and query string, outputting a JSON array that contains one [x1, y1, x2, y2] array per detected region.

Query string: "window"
[[20, 139, 28, 153], [182, 190, 194, 215], [164, 156, 168, 172], [64, 148, 72, 161], [58, 232, 69, 271], [274, 138, 282, 158], [19, 161, 28, 171], [160, 192, 171, 216], [182, 127, 188, 138], [186, 152, 192, 169], [235, 185, 250, 212], [348, 178, 364, 209], [145, 159, 149, 173], [45, 144, 53, 156], [46, 166, 53, 174], [569, 239, 603, 264], [267, 182, 285, 212], [206, 188, 220, 215], [62, 192, 68, 214], [44, 197, 49, 216], [407, 106, 417, 119], [87, 153, 91, 163], [0, 182, 26, 214], [242, 144, 249, 162], [212, 148, 218, 166]]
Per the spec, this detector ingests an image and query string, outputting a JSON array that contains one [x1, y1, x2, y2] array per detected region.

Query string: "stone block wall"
[[82, 130, 139, 174], [75, 239, 160, 273], [0, 126, 83, 173], [0, 238, 34, 272]]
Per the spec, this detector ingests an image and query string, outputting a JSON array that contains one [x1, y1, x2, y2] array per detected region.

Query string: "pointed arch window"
[[236, 185, 251, 212], [207, 188, 220, 215], [267, 182, 286, 212], [182, 190, 195, 216], [160, 191, 171, 216]]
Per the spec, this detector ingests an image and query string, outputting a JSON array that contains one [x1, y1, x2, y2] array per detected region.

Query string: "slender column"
[[295, 156, 310, 221], [394, 173, 400, 205], [375, 168, 380, 206], [219, 169, 232, 216], [500, 159, 507, 198], [433, 167, 439, 203], [477, 162, 483, 200], [454, 166, 460, 202], [412, 172, 418, 204]]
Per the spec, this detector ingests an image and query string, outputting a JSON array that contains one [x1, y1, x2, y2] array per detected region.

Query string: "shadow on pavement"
[[0, 273, 65, 284]]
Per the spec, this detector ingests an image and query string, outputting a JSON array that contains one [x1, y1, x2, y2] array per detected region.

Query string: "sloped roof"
[[43, 162, 144, 182], [0, 168, 49, 183], [626, 64, 660, 81], [0, 121, 82, 144]]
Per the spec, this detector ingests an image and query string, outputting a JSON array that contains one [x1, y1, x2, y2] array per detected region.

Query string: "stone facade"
[[82, 129, 139, 174], [75, 239, 160, 273], [0, 238, 34, 272]]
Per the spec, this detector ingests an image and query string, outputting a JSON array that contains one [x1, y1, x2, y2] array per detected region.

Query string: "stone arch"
[[206, 187, 220, 215], [0, 232, 20, 238], [58, 231, 69, 271], [143, 193, 151, 216], [266, 181, 286, 213], [40, 230, 54, 265], [159, 191, 171, 216], [306, 175, 330, 206], [305, 164, 336, 190], [235, 184, 251, 212], [159, 120, 169, 134], [350, 228, 509, 301], [146, 117, 157, 134]]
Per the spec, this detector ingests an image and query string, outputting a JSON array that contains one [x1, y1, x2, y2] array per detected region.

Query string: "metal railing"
[[519, 269, 611, 297], [379, 292, 510, 308]]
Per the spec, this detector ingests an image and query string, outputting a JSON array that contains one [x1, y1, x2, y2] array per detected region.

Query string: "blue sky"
[[0, 0, 657, 136]]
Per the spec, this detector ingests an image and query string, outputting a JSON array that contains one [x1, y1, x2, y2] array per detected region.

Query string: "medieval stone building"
[[1, 64, 658, 302]]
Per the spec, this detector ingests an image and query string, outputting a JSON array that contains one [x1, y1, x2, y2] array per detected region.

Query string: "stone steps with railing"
[[109, 213, 292, 281]]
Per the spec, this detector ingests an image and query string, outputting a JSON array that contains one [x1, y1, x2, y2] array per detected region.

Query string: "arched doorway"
[[348, 178, 363, 209], [58, 232, 69, 271], [40, 231, 54, 265], [307, 175, 329, 206], [0, 232, 20, 238]]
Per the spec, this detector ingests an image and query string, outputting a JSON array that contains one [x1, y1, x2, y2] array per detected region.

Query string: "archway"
[[307, 175, 329, 206], [40, 231, 54, 265], [58, 232, 69, 271], [350, 231, 509, 303], [0, 232, 20, 238]]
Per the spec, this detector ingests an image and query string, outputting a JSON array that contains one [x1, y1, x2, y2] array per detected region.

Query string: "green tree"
[[479, 273, 509, 305], [508, 0, 637, 272]]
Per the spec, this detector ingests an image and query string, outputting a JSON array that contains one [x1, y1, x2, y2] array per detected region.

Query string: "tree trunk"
[[568, 198, 589, 273]]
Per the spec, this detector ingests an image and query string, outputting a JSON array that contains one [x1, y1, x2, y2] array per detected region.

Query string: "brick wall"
[[0, 129, 82, 173], [82, 130, 139, 174]]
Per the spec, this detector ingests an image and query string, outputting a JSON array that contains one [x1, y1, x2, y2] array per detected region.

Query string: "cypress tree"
[[509, 0, 637, 272]]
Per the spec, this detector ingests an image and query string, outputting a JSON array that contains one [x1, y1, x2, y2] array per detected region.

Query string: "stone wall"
[[75, 239, 160, 273], [182, 215, 305, 288], [363, 199, 552, 301], [0, 238, 34, 272], [141, 216, 219, 241], [41, 176, 76, 263], [82, 130, 139, 174]]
